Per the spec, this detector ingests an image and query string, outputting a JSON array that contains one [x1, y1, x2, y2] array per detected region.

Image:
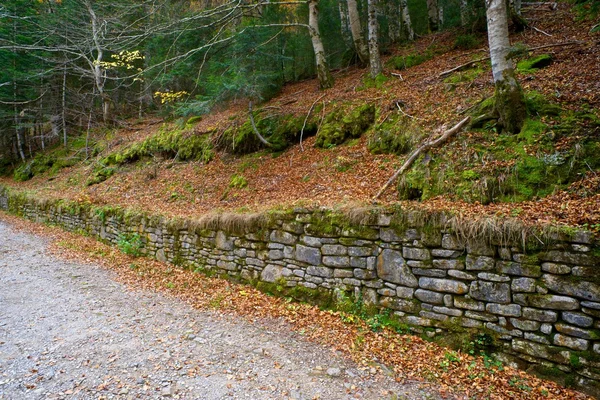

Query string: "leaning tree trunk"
[[347, 0, 370, 64], [308, 0, 334, 89], [486, 0, 526, 134], [367, 0, 382, 77], [400, 0, 414, 41], [427, 0, 439, 32]]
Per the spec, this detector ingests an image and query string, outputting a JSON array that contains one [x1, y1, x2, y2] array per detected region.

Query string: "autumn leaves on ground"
[[1, 3, 599, 400], [0, 212, 592, 399]]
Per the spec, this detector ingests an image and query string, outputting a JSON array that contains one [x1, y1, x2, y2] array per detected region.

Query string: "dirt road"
[[0, 220, 444, 400]]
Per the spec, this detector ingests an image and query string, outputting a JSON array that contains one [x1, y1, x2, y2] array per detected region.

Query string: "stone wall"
[[1, 186, 599, 395]]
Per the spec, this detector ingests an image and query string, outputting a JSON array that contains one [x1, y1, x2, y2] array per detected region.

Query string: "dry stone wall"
[[2, 186, 600, 395]]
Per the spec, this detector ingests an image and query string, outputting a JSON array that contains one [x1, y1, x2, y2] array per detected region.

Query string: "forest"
[[0, 0, 599, 227]]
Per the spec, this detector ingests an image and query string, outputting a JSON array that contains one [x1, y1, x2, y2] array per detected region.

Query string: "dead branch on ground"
[[248, 101, 272, 147], [372, 116, 470, 201]]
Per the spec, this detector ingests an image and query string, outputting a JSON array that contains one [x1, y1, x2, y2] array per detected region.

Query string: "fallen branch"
[[531, 25, 552, 36], [390, 72, 404, 81], [439, 41, 585, 78], [396, 102, 420, 120], [248, 101, 272, 147], [522, 1, 557, 9], [300, 94, 326, 151], [372, 116, 470, 201]]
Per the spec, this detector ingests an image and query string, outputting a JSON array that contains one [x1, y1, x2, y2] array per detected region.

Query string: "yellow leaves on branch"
[[95, 50, 144, 71], [154, 91, 189, 104]]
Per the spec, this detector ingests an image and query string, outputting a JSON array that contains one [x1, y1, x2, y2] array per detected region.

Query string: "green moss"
[[517, 54, 553, 74], [525, 91, 562, 117], [388, 51, 433, 71], [444, 67, 484, 85], [315, 104, 375, 148], [453, 34, 481, 50], [368, 114, 421, 155]]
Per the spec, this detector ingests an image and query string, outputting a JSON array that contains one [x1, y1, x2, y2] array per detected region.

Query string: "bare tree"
[[367, 0, 381, 77]]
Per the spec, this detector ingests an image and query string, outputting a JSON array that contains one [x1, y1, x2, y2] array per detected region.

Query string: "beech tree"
[[346, 0, 369, 64], [486, 0, 526, 134], [367, 0, 382, 77]]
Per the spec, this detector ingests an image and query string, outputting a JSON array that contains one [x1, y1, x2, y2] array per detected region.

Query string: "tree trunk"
[[486, 0, 526, 134], [87, 1, 110, 124], [427, 0, 439, 32], [400, 0, 414, 41], [338, 0, 352, 48], [460, 0, 469, 27], [308, 0, 334, 89], [347, 0, 369, 64], [62, 64, 68, 148], [367, 0, 382, 77], [386, 0, 401, 43]]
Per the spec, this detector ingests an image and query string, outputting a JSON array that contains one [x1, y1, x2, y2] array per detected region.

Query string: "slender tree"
[[486, 0, 526, 134], [346, 0, 369, 64], [427, 0, 439, 32], [367, 0, 381, 77], [308, 0, 334, 89], [400, 0, 414, 41]]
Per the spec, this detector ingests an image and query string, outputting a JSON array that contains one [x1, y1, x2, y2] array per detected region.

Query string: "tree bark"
[[347, 0, 370, 64], [367, 0, 382, 77], [427, 0, 439, 32], [460, 0, 469, 27], [400, 0, 414, 41], [486, 0, 526, 134], [308, 0, 334, 89], [338, 0, 353, 48]]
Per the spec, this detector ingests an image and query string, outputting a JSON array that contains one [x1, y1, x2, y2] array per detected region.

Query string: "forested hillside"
[[1, 0, 599, 230]]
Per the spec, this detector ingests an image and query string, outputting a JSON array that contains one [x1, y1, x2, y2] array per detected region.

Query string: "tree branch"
[[372, 116, 470, 201], [248, 102, 272, 147]]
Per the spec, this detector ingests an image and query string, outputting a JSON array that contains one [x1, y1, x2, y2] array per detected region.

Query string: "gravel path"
[[0, 221, 445, 400]]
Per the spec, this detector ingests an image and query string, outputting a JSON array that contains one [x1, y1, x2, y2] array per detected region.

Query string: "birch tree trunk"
[[486, 0, 526, 134], [347, 0, 370, 64], [460, 0, 469, 27], [427, 0, 439, 32], [400, 0, 414, 41], [339, 0, 353, 47], [367, 0, 382, 77], [308, 0, 334, 89], [386, 0, 401, 43]]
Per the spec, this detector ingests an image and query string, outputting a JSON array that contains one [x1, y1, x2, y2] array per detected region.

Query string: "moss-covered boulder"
[[315, 104, 375, 148]]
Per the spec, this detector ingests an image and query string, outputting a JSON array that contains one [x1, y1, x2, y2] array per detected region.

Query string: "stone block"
[[442, 234, 464, 250], [301, 235, 323, 247], [431, 249, 462, 258], [512, 339, 569, 364], [466, 255, 495, 271], [477, 272, 510, 282], [215, 231, 234, 250], [522, 307, 557, 322], [542, 274, 600, 302], [485, 322, 522, 337], [432, 306, 462, 317], [461, 318, 483, 328], [524, 332, 550, 344], [526, 294, 580, 310], [396, 286, 415, 299], [380, 297, 418, 313], [322, 244, 347, 256], [323, 256, 350, 268], [342, 278, 362, 286], [469, 281, 511, 304], [553, 334, 589, 351], [350, 257, 367, 268], [415, 289, 444, 305], [444, 295, 453, 307], [582, 301, 600, 310], [270, 230, 297, 245], [268, 249, 284, 260], [404, 316, 433, 327], [353, 268, 376, 280], [467, 242, 495, 256], [412, 268, 447, 277], [348, 246, 372, 257], [447, 270, 475, 280], [541, 262, 571, 275], [432, 259, 464, 270], [572, 266, 597, 277], [261, 264, 283, 283], [510, 319, 540, 331], [512, 278, 536, 293], [419, 278, 469, 294], [419, 311, 449, 322], [562, 312, 594, 328], [454, 297, 485, 311], [376, 249, 418, 287], [496, 261, 541, 278], [555, 323, 596, 340], [307, 266, 333, 278], [296, 245, 321, 265], [380, 228, 402, 242], [486, 303, 522, 317], [333, 269, 354, 278], [540, 250, 596, 266], [403, 247, 431, 261]]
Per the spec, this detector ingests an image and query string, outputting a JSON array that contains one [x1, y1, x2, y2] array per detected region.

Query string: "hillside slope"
[[2, 3, 599, 231]]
